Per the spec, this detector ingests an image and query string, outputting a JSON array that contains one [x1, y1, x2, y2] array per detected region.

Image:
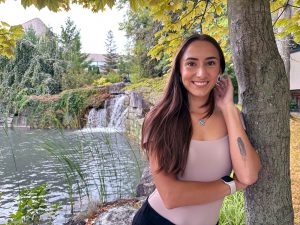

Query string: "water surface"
[[0, 128, 143, 224]]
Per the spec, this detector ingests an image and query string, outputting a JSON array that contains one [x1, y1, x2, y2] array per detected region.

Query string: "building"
[[290, 47, 300, 111], [86, 53, 105, 70], [22, 18, 49, 36]]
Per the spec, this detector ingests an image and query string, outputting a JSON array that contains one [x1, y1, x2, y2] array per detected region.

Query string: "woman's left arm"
[[215, 76, 261, 186], [222, 105, 261, 185]]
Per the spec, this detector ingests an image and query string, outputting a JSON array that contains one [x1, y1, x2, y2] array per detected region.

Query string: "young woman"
[[132, 34, 261, 225]]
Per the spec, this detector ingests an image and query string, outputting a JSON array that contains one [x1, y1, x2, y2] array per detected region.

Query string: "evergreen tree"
[[59, 17, 89, 72], [59, 17, 91, 89], [23, 27, 39, 45], [103, 30, 118, 75], [0, 31, 64, 113]]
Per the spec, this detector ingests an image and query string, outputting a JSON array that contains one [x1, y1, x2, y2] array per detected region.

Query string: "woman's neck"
[[188, 94, 211, 114]]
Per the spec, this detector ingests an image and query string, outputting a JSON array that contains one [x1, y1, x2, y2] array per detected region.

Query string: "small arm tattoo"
[[237, 137, 247, 159]]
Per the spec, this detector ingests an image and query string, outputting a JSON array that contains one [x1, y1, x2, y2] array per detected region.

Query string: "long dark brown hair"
[[141, 34, 226, 175]]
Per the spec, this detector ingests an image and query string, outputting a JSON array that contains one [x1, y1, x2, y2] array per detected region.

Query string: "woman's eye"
[[186, 62, 196, 67], [207, 61, 216, 66]]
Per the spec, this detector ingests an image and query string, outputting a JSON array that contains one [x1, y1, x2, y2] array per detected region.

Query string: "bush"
[[106, 72, 122, 83], [7, 184, 61, 225], [129, 73, 141, 84], [93, 77, 112, 86], [290, 99, 298, 111], [17, 87, 109, 129], [62, 71, 100, 90]]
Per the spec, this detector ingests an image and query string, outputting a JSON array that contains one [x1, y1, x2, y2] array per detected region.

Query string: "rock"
[[109, 83, 125, 95], [64, 217, 86, 225], [129, 92, 151, 119], [129, 92, 142, 109], [92, 198, 146, 225], [94, 205, 137, 225], [136, 166, 155, 197]]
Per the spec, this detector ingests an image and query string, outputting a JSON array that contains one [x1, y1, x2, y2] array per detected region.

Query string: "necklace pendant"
[[199, 119, 206, 126]]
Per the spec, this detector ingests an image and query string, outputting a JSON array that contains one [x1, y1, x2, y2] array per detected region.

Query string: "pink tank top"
[[148, 135, 232, 225]]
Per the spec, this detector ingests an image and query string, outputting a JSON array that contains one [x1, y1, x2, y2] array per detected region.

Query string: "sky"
[[0, 0, 128, 54]]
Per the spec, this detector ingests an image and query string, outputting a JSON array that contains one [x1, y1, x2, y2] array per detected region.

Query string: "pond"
[[0, 128, 144, 224]]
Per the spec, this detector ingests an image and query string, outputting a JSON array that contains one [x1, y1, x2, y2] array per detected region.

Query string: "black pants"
[[132, 198, 219, 225]]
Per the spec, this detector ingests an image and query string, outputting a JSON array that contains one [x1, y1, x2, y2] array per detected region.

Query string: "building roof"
[[22, 18, 49, 36], [87, 53, 106, 62]]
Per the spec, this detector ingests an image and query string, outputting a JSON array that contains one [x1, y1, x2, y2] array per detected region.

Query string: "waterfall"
[[84, 95, 128, 132], [108, 95, 127, 128], [86, 108, 107, 128]]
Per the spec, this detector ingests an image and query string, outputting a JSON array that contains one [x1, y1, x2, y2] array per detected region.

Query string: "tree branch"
[[186, 0, 210, 32], [179, 0, 203, 22], [288, 4, 300, 9], [272, 0, 290, 27]]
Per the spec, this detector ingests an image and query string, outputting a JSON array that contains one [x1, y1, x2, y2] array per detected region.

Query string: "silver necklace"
[[199, 118, 206, 126], [191, 112, 209, 126]]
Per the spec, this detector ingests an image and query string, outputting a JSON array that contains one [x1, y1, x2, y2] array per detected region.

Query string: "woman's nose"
[[196, 66, 207, 77]]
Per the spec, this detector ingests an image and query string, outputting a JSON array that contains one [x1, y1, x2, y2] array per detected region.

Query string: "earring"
[[217, 74, 221, 83]]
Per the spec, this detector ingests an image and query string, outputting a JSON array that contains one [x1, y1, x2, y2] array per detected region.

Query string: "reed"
[[2, 126, 20, 193], [41, 128, 144, 214]]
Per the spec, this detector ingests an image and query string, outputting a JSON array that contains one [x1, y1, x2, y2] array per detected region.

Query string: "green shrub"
[[7, 184, 61, 225], [16, 87, 109, 129], [93, 77, 112, 86], [129, 73, 141, 84], [106, 72, 122, 83], [290, 99, 297, 111], [123, 76, 167, 93]]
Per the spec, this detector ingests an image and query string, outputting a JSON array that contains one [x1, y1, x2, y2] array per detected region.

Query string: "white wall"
[[290, 50, 300, 90]]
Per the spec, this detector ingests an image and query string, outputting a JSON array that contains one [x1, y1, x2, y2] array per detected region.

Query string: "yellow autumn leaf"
[[286, 24, 300, 33], [215, 6, 223, 16], [172, 1, 182, 11], [275, 18, 289, 27]]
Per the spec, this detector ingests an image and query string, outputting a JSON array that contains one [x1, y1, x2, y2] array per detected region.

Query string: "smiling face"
[[180, 40, 221, 102]]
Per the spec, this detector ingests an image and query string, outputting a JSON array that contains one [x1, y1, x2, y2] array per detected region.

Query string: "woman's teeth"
[[193, 81, 208, 87]]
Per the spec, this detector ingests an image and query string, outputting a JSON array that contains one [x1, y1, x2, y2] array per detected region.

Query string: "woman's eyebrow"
[[206, 56, 218, 60], [185, 57, 198, 61], [185, 56, 218, 61]]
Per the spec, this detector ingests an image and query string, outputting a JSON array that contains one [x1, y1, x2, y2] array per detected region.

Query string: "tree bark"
[[228, 1, 294, 224]]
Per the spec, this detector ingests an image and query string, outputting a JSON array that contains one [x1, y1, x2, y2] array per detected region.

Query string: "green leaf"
[[1, 21, 10, 27]]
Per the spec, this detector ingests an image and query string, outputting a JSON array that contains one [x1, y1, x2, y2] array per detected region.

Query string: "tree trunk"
[[228, 1, 294, 224]]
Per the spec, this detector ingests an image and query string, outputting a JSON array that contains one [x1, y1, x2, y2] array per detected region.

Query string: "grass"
[[219, 191, 245, 225]]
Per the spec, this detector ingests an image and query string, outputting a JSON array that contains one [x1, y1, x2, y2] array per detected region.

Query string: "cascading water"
[[86, 108, 107, 128], [84, 95, 128, 132], [108, 95, 128, 128]]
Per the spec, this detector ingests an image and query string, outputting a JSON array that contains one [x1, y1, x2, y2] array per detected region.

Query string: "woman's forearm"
[[222, 105, 261, 185]]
